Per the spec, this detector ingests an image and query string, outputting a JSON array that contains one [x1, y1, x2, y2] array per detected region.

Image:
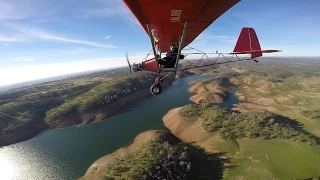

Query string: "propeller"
[[126, 51, 132, 73]]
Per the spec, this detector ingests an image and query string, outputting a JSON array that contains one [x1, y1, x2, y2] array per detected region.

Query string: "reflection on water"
[[0, 153, 16, 180], [0, 143, 76, 180], [0, 75, 238, 180]]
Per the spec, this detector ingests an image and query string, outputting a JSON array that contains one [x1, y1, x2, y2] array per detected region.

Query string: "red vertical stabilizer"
[[231, 27, 280, 58]]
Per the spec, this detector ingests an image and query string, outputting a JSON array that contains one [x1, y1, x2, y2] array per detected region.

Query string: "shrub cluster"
[[179, 105, 318, 146], [0, 72, 158, 131], [301, 109, 320, 120], [105, 141, 192, 180]]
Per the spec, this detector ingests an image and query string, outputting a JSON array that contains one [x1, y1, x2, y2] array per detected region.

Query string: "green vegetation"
[[224, 139, 320, 180], [104, 140, 230, 180], [235, 59, 320, 81], [104, 141, 192, 180], [179, 105, 318, 146], [45, 72, 157, 120], [301, 109, 320, 120], [178, 60, 320, 179], [0, 82, 95, 131], [0, 70, 158, 134], [200, 60, 320, 136], [208, 58, 320, 85], [246, 65, 295, 82]]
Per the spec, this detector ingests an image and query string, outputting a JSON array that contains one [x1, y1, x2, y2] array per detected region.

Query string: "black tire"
[[150, 83, 162, 95]]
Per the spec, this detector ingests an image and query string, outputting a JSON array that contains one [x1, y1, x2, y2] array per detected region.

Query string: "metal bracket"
[[174, 21, 188, 72], [146, 24, 160, 74]]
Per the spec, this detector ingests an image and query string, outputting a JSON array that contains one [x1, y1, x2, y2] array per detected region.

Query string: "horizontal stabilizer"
[[231, 27, 280, 58], [231, 49, 281, 54]]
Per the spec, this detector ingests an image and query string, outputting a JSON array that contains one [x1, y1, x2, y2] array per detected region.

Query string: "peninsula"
[[0, 68, 175, 146]]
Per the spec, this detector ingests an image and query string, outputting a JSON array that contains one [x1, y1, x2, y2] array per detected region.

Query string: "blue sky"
[[0, 0, 319, 86]]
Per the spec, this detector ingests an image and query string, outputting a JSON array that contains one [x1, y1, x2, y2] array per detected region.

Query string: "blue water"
[[0, 75, 239, 180], [219, 86, 240, 109]]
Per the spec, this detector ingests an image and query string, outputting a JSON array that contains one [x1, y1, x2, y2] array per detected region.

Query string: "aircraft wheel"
[[150, 83, 162, 95]]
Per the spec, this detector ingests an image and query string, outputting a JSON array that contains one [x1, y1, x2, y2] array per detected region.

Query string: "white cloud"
[[0, 43, 9, 47], [104, 36, 111, 40], [279, 40, 303, 44], [49, 36, 117, 48], [197, 33, 236, 43], [64, 48, 94, 54], [8, 56, 36, 62], [77, 7, 127, 19], [188, 33, 237, 52], [0, 0, 139, 27], [0, 0, 57, 20], [0, 55, 146, 86], [0, 34, 31, 42], [0, 37, 21, 42], [1, 22, 118, 48], [73, 0, 139, 27]]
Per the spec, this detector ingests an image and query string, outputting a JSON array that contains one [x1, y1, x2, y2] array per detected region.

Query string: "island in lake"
[[80, 58, 320, 180]]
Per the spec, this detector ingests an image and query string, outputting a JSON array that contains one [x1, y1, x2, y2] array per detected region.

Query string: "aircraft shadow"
[[270, 114, 320, 145], [187, 144, 234, 180]]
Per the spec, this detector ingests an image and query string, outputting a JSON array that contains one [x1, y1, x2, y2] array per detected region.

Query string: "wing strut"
[[146, 24, 160, 74], [174, 21, 189, 72]]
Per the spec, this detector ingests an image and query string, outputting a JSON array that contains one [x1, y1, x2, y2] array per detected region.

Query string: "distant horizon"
[[1, 0, 320, 88], [0, 56, 319, 89], [0, 65, 127, 89]]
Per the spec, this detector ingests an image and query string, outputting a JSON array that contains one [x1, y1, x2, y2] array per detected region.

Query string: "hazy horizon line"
[[0, 56, 319, 90]]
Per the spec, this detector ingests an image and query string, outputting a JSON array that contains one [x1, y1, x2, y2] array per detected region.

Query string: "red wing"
[[122, 0, 240, 52]]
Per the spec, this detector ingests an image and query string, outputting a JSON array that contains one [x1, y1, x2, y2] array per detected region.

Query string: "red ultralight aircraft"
[[122, 0, 280, 95]]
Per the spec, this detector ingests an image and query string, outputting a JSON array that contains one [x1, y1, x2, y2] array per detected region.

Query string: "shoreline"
[[79, 130, 181, 180], [79, 75, 239, 179], [188, 76, 237, 105], [0, 76, 175, 147]]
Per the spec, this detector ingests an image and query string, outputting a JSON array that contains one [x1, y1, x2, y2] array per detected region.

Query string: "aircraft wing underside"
[[122, 0, 240, 52]]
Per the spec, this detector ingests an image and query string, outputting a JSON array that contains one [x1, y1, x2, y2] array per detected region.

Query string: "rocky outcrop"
[[188, 81, 228, 104], [163, 107, 216, 153]]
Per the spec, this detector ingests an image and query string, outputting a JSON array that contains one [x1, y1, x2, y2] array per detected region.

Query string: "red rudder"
[[233, 27, 262, 58]]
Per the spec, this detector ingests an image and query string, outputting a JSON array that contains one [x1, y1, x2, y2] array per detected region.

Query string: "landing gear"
[[150, 83, 162, 95], [154, 77, 163, 83]]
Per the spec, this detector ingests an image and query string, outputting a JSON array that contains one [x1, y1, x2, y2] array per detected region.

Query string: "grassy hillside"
[[301, 109, 320, 120], [104, 141, 192, 180], [224, 139, 320, 180], [104, 140, 229, 180], [224, 62, 320, 137], [0, 71, 159, 133], [178, 105, 320, 179], [180, 105, 318, 146], [176, 59, 320, 179]]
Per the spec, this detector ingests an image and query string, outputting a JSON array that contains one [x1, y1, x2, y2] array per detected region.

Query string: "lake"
[[0, 75, 239, 180]]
